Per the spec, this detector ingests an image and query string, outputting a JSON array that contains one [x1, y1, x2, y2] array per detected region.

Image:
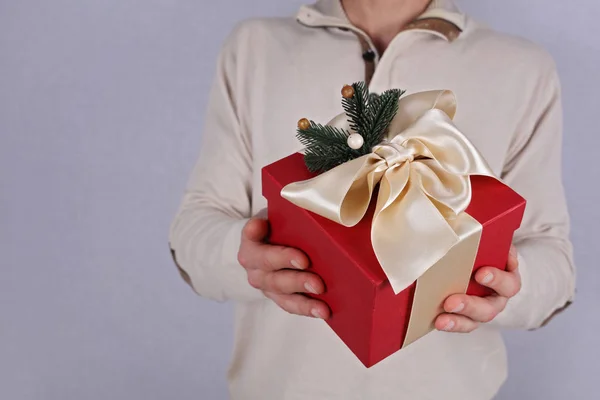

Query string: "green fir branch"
[[368, 92, 380, 104], [362, 88, 405, 149], [296, 122, 349, 147], [298, 81, 405, 173], [341, 82, 370, 140], [303, 147, 358, 173], [297, 121, 360, 172]]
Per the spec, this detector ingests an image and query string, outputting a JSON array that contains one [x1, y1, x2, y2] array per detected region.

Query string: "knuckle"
[[274, 298, 291, 313], [246, 272, 262, 289], [267, 271, 290, 293], [480, 314, 493, 323], [247, 277, 260, 289], [279, 271, 304, 294], [468, 322, 481, 332], [453, 320, 465, 332], [514, 279, 523, 295], [242, 218, 267, 242], [263, 272, 277, 291], [282, 246, 299, 261], [457, 319, 478, 333], [262, 248, 281, 271], [503, 278, 521, 298], [238, 240, 263, 269], [299, 300, 315, 317], [452, 318, 464, 332], [262, 270, 317, 296], [262, 291, 275, 301], [241, 220, 254, 239], [278, 246, 297, 266], [280, 297, 302, 316], [237, 249, 247, 267], [496, 300, 508, 314], [481, 309, 497, 323]]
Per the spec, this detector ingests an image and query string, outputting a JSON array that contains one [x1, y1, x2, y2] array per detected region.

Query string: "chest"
[[246, 29, 521, 205]]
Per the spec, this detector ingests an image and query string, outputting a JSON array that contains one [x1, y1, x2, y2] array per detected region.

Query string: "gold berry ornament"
[[298, 118, 310, 131], [341, 84, 355, 99]]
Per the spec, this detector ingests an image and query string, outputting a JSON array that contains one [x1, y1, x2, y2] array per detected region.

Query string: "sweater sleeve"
[[489, 63, 576, 330], [168, 26, 264, 302]]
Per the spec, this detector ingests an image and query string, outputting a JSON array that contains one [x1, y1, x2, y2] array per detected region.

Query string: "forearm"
[[489, 237, 575, 330], [169, 200, 264, 302]]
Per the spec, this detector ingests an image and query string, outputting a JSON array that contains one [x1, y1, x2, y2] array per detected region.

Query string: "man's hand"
[[435, 245, 521, 333], [238, 215, 330, 320]]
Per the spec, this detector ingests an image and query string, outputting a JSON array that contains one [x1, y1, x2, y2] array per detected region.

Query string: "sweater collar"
[[297, 0, 465, 32]]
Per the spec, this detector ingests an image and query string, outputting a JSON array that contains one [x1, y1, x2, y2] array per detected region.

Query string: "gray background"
[[1, 1, 598, 399]]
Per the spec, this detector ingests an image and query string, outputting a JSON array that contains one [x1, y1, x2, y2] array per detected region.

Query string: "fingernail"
[[290, 259, 304, 269], [442, 320, 455, 332], [450, 303, 464, 313], [311, 309, 324, 319], [304, 282, 319, 295], [509, 246, 517, 258], [481, 273, 494, 285]]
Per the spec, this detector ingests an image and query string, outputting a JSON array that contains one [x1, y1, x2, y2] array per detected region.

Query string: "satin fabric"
[[281, 90, 495, 295]]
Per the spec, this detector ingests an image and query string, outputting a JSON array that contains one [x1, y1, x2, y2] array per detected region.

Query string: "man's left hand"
[[435, 245, 521, 333]]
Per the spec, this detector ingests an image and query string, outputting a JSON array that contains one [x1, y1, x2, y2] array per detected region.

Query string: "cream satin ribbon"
[[281, 90, 495, 295]]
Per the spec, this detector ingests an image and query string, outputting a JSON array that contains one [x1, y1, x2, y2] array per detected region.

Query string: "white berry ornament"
[[347, 133, 364, 150]]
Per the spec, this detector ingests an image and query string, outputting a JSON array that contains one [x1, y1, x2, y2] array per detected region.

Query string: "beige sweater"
[[169, 1, 576, 399]]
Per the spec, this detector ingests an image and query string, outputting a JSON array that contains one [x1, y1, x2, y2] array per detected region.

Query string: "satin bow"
[[281, 90, 495, 294]]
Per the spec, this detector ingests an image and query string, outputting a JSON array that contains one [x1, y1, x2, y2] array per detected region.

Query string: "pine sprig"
[[297, 122, 349, 147], [297, 121, 361, 173], [303, 147, 359, 173], [341, 83, 404, 152], [363, 88, 405, 149], [341, 82, 370, 144], [368, 92, 380, 105], [297, 82, 405, 173]]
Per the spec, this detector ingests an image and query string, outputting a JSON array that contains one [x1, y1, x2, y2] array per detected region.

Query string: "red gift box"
[[262, 152, 526, 368]]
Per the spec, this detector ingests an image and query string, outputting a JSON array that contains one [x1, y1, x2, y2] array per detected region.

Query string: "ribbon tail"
[[372, 167, 461, 294], [402, 212, 483, 347]]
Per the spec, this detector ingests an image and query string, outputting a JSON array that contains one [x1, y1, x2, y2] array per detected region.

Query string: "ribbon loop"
[[281, 90, 495, 294]]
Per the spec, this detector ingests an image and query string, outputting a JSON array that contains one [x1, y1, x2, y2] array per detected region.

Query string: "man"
[[169, 0, 576, 398]]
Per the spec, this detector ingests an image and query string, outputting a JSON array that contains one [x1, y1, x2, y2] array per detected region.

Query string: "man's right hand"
[[237, 216, 330, 320]]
